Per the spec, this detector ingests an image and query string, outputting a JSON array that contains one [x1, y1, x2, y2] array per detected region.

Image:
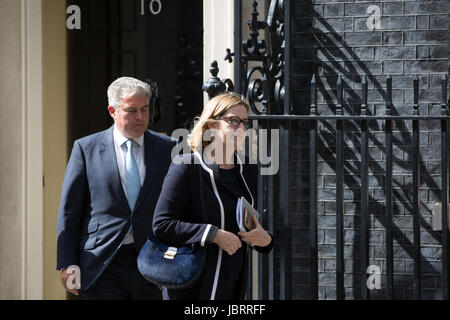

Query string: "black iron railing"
[[203, 0, 450, 300], [247, 74, 449, 300]]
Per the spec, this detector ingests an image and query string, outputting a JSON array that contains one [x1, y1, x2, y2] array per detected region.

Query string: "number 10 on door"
[[141, 0, 162, 16]]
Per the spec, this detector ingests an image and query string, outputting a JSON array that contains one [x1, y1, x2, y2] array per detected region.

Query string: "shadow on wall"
[[291, 0, 447, 299]]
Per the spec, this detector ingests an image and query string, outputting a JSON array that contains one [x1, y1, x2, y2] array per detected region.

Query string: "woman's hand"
[[213, 229, 242, 255], [238, 215, 272, 247]]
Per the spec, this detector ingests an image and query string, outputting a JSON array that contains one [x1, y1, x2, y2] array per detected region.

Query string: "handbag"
[[137, 163, 208, 289]]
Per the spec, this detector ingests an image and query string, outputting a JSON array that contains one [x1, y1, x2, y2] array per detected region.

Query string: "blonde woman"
[[152, 92, 273, 300]]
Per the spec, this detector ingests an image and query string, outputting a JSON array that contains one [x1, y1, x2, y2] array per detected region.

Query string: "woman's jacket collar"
[[193, 151, 254, 207]]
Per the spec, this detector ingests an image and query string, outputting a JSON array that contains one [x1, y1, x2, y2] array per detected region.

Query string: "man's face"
[[108, 94, 149, 139]]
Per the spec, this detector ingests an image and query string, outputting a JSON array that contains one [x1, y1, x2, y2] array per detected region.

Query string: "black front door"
[[67, 0, 203, 145]]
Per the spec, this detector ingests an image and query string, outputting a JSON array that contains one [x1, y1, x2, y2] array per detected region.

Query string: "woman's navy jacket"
[[152, 152, 273, 300]]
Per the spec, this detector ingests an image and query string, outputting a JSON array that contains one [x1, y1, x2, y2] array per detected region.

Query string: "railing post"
[[441, 74, 449, 299], [412, 75, 421, 299], [267, 119, 274, 300], [234, 0, 242, 95], [309, 74, 318, 299], [336, 75, 345, 299], [360, 76, 369, 300], [279, 0, 292, 300], [385, 75, 394, 299]]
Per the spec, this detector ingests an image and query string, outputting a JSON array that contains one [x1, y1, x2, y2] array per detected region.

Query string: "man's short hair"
[[107, 77, 151, 109]]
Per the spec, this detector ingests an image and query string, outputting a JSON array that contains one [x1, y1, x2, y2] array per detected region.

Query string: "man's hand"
[[60, 265, 81, 296], [238, 215, 272, 247], [213, 229, 242, 255]]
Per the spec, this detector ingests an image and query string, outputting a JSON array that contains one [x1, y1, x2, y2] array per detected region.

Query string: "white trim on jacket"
[[193, 151, 223, 300], [193, 151, 255, 300]]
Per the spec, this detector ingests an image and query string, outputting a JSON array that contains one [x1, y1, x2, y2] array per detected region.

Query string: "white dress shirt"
[[113, 125, 146, 244]]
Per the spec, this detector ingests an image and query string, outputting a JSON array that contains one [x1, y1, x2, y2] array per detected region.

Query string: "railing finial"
[[310, 74, 317, 115], [336, 75, 343, 116], [386, 75, 393, 115], [202, 60, 235, 100], [442, 74, 448, 116], [413, 75, 419, 116], [361, 75, 368, 116], [202, 61, 226, 100]]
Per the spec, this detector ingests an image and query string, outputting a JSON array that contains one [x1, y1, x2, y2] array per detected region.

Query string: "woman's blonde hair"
[[188, 92, 250, 152]]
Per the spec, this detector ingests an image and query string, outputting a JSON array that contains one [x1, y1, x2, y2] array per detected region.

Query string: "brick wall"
[[289, 0, 449, 299]]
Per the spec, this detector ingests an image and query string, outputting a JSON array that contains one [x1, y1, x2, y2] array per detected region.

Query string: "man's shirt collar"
[[113, 125, 144, 148]]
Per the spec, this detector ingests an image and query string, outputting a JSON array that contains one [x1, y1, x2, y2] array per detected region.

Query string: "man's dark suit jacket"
[[56, 125, 176, 291]]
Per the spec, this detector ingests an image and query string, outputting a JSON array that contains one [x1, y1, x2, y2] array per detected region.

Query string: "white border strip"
[[21, 0, 43, 299], [21, 0, 27, 299]]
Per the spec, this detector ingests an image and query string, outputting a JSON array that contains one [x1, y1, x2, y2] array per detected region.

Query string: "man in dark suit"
[[56, 77, 176, 299]]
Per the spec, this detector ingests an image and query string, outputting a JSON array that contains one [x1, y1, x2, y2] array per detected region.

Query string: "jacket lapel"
[[99, 126, 130, 212], [234, 153, 255, 207], [133, 130, 159, 212], [200, 151, 254, 206]]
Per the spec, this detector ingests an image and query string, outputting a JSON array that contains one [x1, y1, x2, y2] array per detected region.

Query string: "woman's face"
[[208, 104, 248, 157]]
